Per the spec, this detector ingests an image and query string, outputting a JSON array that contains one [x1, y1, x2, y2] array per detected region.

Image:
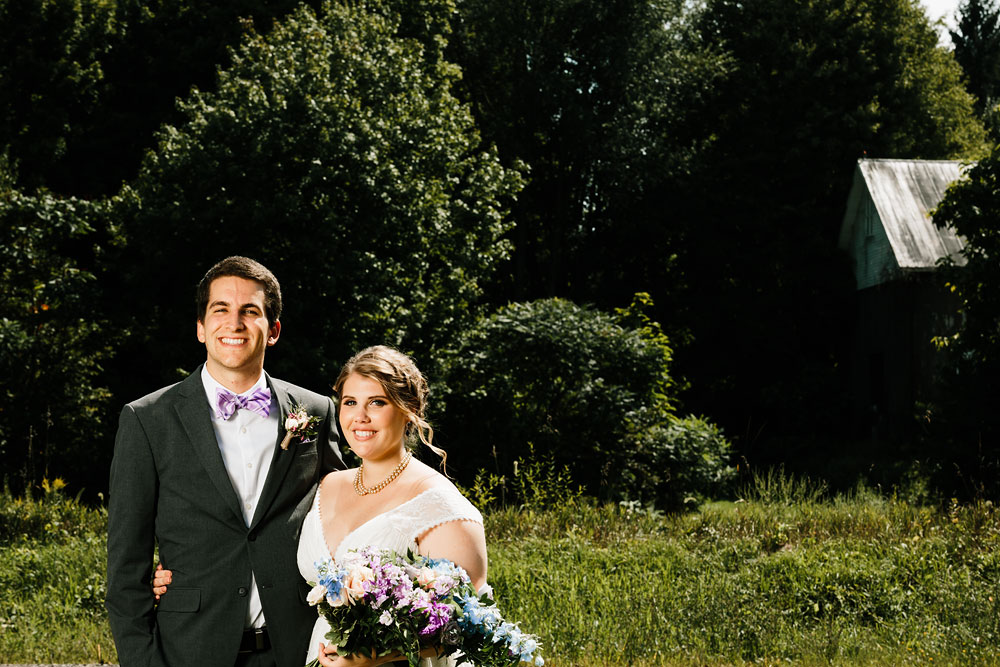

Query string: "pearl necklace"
[[354, 450, 412, 496]]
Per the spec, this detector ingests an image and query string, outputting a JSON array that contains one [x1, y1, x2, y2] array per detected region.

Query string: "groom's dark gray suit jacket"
[[106, 366, 344, 667]]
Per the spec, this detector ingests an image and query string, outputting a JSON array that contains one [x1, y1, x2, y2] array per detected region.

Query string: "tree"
[[924, 147, 1000, 497], [951, 0, 1000, 119], [447, 0, 727, 306], [667, 0, 988, 457], [114, 1, 522, 396], [0, 188, 122, 494], [434, 295, 735, 507], [0, 0, 343, 197], [0, 0, 118, 194]]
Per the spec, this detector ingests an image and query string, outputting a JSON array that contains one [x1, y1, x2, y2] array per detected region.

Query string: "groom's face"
[[197, 275, 280, 380]]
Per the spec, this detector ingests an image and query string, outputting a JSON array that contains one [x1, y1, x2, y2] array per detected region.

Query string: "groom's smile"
[[197, 275, 280, 391]]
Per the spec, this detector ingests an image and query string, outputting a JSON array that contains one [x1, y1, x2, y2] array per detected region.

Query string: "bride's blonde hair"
[[333, 345, 447, 469]]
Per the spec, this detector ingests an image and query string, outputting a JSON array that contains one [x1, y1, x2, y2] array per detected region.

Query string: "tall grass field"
[[2, 475, 1000, 665]]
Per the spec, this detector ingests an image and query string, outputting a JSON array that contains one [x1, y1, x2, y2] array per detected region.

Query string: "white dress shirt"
[[201, 366, 277, 629]]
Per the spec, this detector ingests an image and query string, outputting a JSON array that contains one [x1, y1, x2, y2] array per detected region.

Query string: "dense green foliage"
[[441, 0, 990, 476], [435, 296, 733, 506], [0, 190, 121, 494], [0, 0, 334, 196], [114, 1, 521, 394], [0, 0, 994, 500], [447, 0, 725, 303], [924, 147, 1000, 496], [672, 0, 987, 448], [0, 0, 118, 194], [952, 0, 1000, 129], [4, 480, 1000, 665]]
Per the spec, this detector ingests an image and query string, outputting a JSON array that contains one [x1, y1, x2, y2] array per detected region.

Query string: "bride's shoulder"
[[320, 468, 356, 492], [409, 466, 480, 514], [409, 461, 455, 495]]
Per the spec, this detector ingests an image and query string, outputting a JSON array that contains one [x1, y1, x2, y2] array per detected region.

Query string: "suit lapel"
[[175, 369, 245, 526], [250, 373, 296, 530]]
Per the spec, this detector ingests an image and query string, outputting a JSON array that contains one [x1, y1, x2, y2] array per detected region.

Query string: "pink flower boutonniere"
[[280, 405, 322, 450]]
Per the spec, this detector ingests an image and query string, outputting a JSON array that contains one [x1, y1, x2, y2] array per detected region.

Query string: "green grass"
[[486, 487, 1000, 666], [0, 482, 116, 664], [3, 480, 1000, 665]]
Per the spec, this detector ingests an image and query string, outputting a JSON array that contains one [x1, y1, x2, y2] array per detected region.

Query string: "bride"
[[155, 346, 488, 666], [304, 346, 487, 666]]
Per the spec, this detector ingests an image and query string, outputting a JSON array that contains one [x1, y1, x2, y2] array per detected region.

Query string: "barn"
[[838, 158, 967, 442]]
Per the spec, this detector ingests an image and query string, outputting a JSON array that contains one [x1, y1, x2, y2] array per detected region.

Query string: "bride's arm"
[[316, 643, 441, 667], [416, 519, 488, 591]]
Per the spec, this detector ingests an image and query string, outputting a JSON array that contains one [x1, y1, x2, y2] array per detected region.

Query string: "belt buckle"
[[252, 627, 266, 651]]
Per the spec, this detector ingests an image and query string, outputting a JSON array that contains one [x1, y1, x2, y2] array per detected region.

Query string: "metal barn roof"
[[839, 158, 967, 273]]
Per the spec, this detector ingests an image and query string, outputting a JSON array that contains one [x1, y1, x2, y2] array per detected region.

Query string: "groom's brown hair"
[[196, 256, 283, 326]]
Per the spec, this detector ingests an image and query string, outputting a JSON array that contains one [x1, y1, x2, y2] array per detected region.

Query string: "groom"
[[106, 256, 345, 667]]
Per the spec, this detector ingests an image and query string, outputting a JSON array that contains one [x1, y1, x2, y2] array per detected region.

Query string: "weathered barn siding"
[[838, 158, 967, 442], [842, 190, 899, 290]]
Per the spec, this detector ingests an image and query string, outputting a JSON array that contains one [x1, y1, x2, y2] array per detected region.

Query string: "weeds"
[[0, 482, 115, 663], [3, 472, 1000, 664]]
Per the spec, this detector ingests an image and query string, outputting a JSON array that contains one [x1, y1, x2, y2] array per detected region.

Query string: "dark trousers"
[[235, 648, 277, 667]]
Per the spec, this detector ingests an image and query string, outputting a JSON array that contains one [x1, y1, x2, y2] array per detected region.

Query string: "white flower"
[[306, 584, 327, 606], [379, 610, 394, 626]]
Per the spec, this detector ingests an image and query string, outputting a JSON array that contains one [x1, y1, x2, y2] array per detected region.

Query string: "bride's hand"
[[316, 643, 401, 667], [152, 562, 172, 600], [316, 642, 339, 667]]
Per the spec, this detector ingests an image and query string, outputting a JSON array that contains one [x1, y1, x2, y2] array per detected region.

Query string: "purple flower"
[[419, 600, 454, 637]]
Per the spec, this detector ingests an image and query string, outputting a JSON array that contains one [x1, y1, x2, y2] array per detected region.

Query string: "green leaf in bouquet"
[[324, 617, 354, 648]]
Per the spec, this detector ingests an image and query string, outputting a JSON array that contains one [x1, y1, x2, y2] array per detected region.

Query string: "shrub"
[[435, 295, 733, 507], [0, 479, 107, 545], [622, 414, 736, 509], [459, 444, 584, 511]]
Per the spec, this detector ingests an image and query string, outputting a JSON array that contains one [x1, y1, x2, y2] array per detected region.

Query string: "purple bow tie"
[[215, 387, 272, 420]]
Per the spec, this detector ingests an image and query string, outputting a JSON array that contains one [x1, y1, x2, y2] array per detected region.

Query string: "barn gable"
[[839, 158, 967, 291]]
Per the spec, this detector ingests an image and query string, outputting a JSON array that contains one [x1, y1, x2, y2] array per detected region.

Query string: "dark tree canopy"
[[0, 0, 992, 500], [0, 0, 118, 194], [925, 148, 1000, 495], [951, 0, 1000, 118], [0, 0, 331, 197], [447, 0, 726, 306], [114, 1, 522, 397], [0, 189, 122, 493], [669, 0, 987, 454]]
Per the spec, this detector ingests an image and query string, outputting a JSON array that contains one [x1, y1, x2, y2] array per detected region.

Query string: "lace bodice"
[[296, 480, 484, 664]]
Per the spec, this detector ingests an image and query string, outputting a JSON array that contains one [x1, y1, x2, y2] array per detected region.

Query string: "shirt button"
[[238, 587, 248, 597], [245, 503, 252, 510], [241, 427, 247, 434], [247, 462, 253, 468]]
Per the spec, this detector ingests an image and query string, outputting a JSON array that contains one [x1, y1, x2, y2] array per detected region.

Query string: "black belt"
[[238, 627, 271, 653]]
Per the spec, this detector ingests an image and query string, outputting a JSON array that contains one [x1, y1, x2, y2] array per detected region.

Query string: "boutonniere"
[[279, 405, 322, 450]]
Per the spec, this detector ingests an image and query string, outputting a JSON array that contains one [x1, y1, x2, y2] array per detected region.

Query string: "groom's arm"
[[106, 404, 160, 667]]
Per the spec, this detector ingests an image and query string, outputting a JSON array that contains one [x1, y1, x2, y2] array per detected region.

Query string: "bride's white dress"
[[296, 483, 484, 665]]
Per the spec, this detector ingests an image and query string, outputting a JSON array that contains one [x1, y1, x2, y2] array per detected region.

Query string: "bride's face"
[[338, 372, 409, 462]]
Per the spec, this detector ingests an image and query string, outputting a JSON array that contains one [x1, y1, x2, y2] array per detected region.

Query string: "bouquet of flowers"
[[305, 547, 542, 667]]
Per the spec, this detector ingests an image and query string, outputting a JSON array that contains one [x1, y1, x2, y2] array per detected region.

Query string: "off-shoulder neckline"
[[317, 484, 458, 560]]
